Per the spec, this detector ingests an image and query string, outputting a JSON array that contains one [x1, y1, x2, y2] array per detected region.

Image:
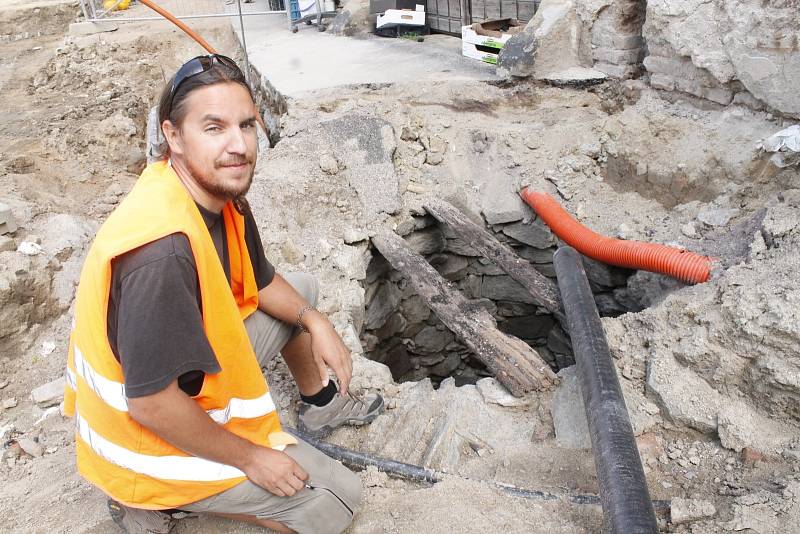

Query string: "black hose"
[[287, 427, 670, 514], [553, 246, 659, 533], [287, 427, 440, 484]]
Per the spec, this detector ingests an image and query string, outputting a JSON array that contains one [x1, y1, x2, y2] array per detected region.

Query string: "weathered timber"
[[423, 198, 566, 328], [372, 230, 558, 395]]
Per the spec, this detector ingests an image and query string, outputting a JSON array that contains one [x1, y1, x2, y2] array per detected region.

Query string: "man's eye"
[[242, 122, 254, 129], [206, 125, 221, 132]]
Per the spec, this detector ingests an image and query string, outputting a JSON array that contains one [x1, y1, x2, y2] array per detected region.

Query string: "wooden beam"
[[372, 230, 558, 396], [423, 198, 567, 328]]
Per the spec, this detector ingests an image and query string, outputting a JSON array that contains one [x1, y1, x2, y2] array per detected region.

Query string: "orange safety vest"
[[63, 161, 295, 510]]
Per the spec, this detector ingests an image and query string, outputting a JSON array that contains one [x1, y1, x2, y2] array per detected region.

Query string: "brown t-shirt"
[[107, 204, 275, 398]]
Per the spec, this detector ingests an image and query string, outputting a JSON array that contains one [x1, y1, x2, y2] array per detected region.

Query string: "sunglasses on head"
[[168, 54, 244, 109]]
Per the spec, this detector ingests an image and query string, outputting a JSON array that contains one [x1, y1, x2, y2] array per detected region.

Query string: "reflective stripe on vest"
[[71, 345, 277, 425], [76, 413, 246, 481]]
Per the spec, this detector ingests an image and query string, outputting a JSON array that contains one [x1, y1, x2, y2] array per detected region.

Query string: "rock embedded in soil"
[[16, 437, 44, 458], [31, 377, 65, 407], [670, 497, 716, 525]]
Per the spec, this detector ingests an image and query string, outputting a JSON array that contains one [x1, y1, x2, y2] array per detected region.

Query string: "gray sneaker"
[[298, 390, 385, 438], [108, 500, 177, 534]]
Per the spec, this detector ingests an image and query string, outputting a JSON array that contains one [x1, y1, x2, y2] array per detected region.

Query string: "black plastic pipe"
[[288, 427, 670, 514], [553, 246, 659, 533]]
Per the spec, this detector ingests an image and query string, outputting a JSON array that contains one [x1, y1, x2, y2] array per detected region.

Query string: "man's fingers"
[[277, 480, 297, 497], [294, 464, 309, 481], [316, 358, 329, 387], [288, 475, 305, 492], [268, 484, 286, 497]]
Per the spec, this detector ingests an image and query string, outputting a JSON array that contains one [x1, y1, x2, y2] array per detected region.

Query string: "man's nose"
[[227, 127, 248, 154]]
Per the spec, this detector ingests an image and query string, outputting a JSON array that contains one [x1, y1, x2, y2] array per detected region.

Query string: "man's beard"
[[186, 156, 255, 201]]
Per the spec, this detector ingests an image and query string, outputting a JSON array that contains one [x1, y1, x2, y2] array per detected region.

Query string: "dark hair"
[[155, 60, 255, 214]]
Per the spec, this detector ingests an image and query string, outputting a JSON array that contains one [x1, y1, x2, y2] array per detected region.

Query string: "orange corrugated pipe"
[[520, 188, 712, 284]]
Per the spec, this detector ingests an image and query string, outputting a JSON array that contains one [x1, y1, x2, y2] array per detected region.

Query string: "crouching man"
[[63, 54, 383, 534]]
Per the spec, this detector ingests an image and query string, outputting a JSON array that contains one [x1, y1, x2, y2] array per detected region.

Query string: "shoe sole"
[[299, 398, 385, 439], [108, 500, 129, 533]]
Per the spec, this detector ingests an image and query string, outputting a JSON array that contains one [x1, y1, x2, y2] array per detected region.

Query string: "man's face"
[[168, 82, 258, 201]]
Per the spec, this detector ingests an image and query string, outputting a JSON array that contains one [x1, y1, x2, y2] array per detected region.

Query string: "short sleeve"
[[113, 235, 221, 398]]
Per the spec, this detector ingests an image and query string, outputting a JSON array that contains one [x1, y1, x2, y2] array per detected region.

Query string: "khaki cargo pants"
[[181, 273, 362, 534]]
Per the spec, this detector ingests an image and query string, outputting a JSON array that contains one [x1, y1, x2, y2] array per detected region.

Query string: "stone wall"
[[580, 0, 647, 78], [361, 218, 636, 385], [642, 0, 800, 117]]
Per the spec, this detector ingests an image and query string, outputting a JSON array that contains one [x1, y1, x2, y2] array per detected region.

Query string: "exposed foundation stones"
[[362, 216, 637, 386]]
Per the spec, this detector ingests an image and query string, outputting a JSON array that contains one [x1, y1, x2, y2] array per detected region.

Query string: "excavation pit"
[[360, 215, 639, 387]]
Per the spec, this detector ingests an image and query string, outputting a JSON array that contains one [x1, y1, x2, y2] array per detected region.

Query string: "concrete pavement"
[[228, 1, 499, 97]]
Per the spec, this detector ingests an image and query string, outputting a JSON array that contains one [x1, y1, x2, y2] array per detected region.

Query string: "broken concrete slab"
[[717, 400, 800, 456], [646, 351, 721, 433], [31, 377, 65, 407], [322, 115, 401, 217], [550, 366, 591, 449], [542, 67, 608, 87], [68, 21, 119, 37], [0, 201, 16, 235], [670, 497, 716, 525]]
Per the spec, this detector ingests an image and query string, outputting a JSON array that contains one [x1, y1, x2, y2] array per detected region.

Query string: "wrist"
[[302, 309, 328, 333]]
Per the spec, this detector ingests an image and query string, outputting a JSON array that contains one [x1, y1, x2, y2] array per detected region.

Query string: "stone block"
[[591, 31, 644, 51], [375, 312, 406, 339], [428, 254, 469, 280], [332, 245, 367, 280], [501, 220, 554, 249], [444, 237, 482, 257], [480, 189, 531, 225], [401, 294, 431, 324], [31, 377, 65, 407], [670, 498, 716, 525], [413, 325, 454, 355], [594, 61, 640, 79], [717, 400, 800, 455], [646, 351, 721, 433], [649, 73, 676, 91], [481, 275, 537, 304], [0, 202, 16, 235], [365, 282, 402, 330], [581, 256, 632, 288], [593, 47, 644, 65], [429, 353, 461, 377]]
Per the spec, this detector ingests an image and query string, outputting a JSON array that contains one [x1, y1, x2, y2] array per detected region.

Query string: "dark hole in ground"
[[361, 217, 640, 388]]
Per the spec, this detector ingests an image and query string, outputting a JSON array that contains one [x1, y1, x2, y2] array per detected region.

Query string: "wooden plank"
[[485, 0, 501, 18], [448, 0, 461, 19], [423, 197, 567, 329], [460, 0, 470, 26], [372, 230, 558, 396], [517, 0, 535, 21]]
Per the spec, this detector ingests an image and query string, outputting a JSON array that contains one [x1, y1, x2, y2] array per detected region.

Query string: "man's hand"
[[307, 314, 353, 394], [241, 446, 309, 497]]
